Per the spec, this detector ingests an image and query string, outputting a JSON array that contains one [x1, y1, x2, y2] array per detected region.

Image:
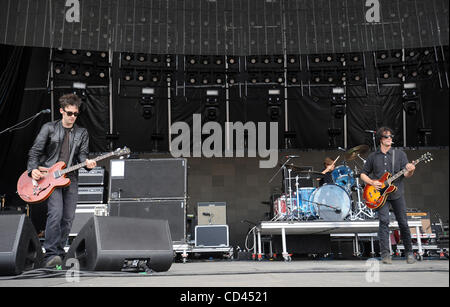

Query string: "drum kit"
[[271, 145, 375, 222]]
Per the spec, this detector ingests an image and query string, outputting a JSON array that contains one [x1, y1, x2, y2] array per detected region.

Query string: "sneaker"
[[381, 255, 392, 264], [44, 256, 62, 268], [406, 253, 416, 264]]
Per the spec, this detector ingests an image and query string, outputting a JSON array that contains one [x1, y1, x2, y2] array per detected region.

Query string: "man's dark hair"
[[376, 126, 394, 143], [59, 93, 82, 110]]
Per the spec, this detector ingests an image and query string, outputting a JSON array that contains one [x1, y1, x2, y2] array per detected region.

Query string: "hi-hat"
[[344, 145, 369, 161]]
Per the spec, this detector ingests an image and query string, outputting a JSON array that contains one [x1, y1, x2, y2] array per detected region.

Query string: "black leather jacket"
[[27, 120, 89, 175]]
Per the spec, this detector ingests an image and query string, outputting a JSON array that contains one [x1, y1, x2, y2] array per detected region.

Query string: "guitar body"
[[17, 161, 71, 204], [363, 172, 397, 210]]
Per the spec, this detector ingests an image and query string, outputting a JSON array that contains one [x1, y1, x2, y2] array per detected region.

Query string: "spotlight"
[[228, 57, 236, 65], [137, 70, 146, 81], [123, 53, 133, 61], [98, 69, 107, 79], [151, 55, 160, 63], [138, 54, 147, 62], [71, 49, 78, 55], [70, 65, 78, 76], [123, 69, 134, 81], [54, 63, 64, 74], [263, 56, 270, 64]]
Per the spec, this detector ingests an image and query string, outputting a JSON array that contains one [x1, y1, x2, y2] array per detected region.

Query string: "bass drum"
[[309, 184, 351, 221]]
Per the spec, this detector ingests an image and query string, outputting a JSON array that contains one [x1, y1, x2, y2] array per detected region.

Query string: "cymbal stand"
[[295, 175, 300, 220], [287, 168, 294, 221], [350, 165, 375, 220]]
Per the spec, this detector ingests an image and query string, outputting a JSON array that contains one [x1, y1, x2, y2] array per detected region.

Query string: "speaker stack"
[[108, 158, 188, 243]]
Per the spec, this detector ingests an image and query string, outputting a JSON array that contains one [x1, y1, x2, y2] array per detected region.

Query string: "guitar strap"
[[392, 149, 395, 173], [67, 129, 80, 168]]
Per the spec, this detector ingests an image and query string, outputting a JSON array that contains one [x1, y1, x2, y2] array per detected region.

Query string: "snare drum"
[[309, 184, 351, 221], [331, 165, 355, 193]]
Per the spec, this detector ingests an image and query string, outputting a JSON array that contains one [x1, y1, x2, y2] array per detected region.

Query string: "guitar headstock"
[[420, 152, 433, 163], [113, 147, 131, 158]]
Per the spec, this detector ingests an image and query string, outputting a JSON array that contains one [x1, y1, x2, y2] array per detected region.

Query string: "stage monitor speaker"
[[65, 216, 173, 272], [109, 158, 187, 200], [109, 200, 186, 242], [0, 214, 44, 276]]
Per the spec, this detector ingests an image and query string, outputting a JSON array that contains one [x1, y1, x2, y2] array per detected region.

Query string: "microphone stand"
[[0, 111, 47, 136]]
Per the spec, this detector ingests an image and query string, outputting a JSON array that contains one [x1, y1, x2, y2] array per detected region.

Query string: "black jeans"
[[43, 179, 78, 260], [377, 195, 413, 257]]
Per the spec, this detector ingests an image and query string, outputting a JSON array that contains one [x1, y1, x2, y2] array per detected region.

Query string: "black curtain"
[[0, 45, 34, 209]]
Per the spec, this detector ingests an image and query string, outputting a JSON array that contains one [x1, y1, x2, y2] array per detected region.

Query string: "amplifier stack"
[[71, 167, 107, 236]]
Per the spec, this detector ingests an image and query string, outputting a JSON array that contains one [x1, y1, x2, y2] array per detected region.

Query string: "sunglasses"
[[381, 135, 394, 139], [64, 110, 79, 117]]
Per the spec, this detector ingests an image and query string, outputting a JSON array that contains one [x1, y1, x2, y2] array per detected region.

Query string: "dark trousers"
[[377, 195, 413, 257], [43, 179, 78, 260]]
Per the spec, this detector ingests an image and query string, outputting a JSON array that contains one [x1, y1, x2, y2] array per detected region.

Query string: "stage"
[[0, 259, 447, 288]]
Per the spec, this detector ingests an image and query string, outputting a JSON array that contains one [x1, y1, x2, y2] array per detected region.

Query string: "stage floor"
[[0, 259, 448, 288]]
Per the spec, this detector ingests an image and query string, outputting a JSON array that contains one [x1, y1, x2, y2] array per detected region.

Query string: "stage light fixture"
[[54, 63, 64, 74], [71, 49, 78, 55], [151, 55, 160, 63], [263, 73, 271, 83], [228, 57, 236, 65], [70, 65, 78, 76], [123, 70, 134, 81], [123, 53, 133, 61], [188, 73, 197, 84], [263, 56, 270, 64], [100, 52, 107, 58], [83, 69, 91, 78], [137, 70, 146, 81], [99, 69, 107, 78], [138, 54, 147, 62]]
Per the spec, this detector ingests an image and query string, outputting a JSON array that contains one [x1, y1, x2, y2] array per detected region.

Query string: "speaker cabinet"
[[0, 214, 44, 276], [109, 200, 186, 242], [65, 216, 173, 272], [109, 158, 187, 200]]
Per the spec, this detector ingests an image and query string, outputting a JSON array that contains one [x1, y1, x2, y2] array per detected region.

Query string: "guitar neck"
[[387, 159, 421, 185], [60, 152, 115, 175]]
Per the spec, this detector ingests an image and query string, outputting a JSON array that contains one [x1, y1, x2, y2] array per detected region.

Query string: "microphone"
[[337, 147, 346, 152], [39, 109, 51, 114], [365, 130, 376, 133], [285, 155, 300, 158]]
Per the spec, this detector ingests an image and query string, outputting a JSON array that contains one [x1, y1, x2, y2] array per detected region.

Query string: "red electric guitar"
[[17, 147, 130, 204], [363, 152, 433, 210]]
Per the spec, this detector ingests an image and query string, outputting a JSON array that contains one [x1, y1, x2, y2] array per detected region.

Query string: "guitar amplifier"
[[77, 187, 104, 204], [78, 167, 105, 186]]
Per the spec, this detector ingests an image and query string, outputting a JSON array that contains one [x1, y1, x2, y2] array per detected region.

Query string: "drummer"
[[318, 157, 336, 186]]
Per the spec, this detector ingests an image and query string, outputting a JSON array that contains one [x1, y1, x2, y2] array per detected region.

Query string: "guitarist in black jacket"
[[360, 127, 416, 264], [27, 94, 96, 267]]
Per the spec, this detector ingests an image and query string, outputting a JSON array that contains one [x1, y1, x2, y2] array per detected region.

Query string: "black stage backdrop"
[[0, 45, 449, 247]]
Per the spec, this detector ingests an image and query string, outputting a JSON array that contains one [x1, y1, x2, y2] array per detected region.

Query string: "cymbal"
[[344, 145, 369, 161], [297, 170, 326, 178]]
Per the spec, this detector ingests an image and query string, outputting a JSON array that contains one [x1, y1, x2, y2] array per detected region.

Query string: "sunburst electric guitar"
[[363, 152, 433, 210], [17, 147, 130, 204]]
